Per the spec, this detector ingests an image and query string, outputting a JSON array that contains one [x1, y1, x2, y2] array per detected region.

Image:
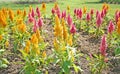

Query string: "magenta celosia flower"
[[38, 18, 43, 28], [67, 14, 72, 26], [70, 24, 76, 34], [96, 12, 102, 28], [86, 13, 91, 22], [90, 9, 94, 15], [78, 9, 82, 19], [101, 10, 105, 18], [33, 20, 38, 32], [61, 10, 66, 19], [31, 9, 35, 18], [100, 35, 107, 56], [36, 7, 41, 17], [74, 8, 77, 15], [96, 10, 99, 18], [107, 20, 115, 34], [51, 8, 55, 15], [28, 13, 34, 23]]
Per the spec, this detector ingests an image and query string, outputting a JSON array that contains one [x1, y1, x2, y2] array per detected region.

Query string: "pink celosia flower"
[[38, 18, 43, 28], [107, 20, 115, 34], [100, 35, 107, 56], [36, 7, 41, 17], [33, 20, 38, 32], [67, 14, 72, 26], [51, 8, 55, 15], [74, 8, 77, 15], [31, 9, 35, 18], [115, 11, 120, 23], [70, 24, 76, 34], [96, 10, 99, 18], [61, 10, 66, 19], [96, 12, 102, 28], [101, 10, 105, 18], [86, 13, 91, 22], [28, 13, 34, 23]]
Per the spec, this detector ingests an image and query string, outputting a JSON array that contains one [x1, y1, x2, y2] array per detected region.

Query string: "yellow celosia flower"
[[36, 49, 40, 55], [67, 5, 70, 12], [35, 29, 43, 42], [83, 6, 87, 14], [5, 40, 9, 48], [24, 46, 29, 54], [0, 35, 2, 41], [68, 34, 73, 46], [23, 9, 26, 18], [102, 2, 109, 10], [53, 38, 59, 50], [29, 5, 32, 12], [16, 18, 23, 25], [26, 40, 30, 47], [18, 23, 26, 32], [61, 18, 68, 40], [42, 51, 46, 58], [41, 3, 46, 11], [54, 15, 63, 38], [31, 33, 38, 45]]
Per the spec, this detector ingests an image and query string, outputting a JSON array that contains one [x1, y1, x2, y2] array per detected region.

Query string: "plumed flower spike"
[[70, 24, 76, 34], [36, 7, 41, 17], [62, 10, 66, 19], [51, 8, 55, 15], [96, 12, 102, 28], [67, 14, 72, 26], [38, 18, 43, 28], [100, 35, 107, 56], [107, 20, 115, 34], [86, 13, 91, 22], [33, 20, 38, 32], [90, 9, 94, 15], [31, 9, 35, 18]]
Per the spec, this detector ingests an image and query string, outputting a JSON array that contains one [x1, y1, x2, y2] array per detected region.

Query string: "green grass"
[[0, 0, 120, 17]]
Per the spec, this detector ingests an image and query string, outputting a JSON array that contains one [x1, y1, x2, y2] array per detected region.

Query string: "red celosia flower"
[[38, 18, 43, 28], [78, 9, 82, 19], [100, 35, 107, 56], [107, 20, 115, 34], [28, 13, 34, 23], [36, 7, 41, 17], [61, 10, 66, 19], [31, 9, 35, 18], [51, 8, 55, 15], [90, 9, 94, 15]]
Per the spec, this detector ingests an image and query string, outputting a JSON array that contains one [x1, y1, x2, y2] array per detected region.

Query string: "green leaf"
[[115, 47, 120, 56], [62, 61, 71, 74], [2, 58, 9, 64], [19, 49, 28, 58], [0, 64, 8, 68]]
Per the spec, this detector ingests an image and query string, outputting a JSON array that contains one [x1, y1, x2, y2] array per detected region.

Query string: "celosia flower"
[[107, 20, 115, 34], [54, 2, 58, 10], [53, 38, 59, 50], [70, 24, 76, 34], [74, 8, 77, 15], [62, 18, 68, 40], [31, 9, 35, 18], [67, 14, 72, 26], [18, 23, 26, 32], [0, 35, 2, 41], [24, 46, 29, 54], [0, 11, 7, 28], [38, 18, 43, 28], [26, 40, 30, 47], [96, 10, 99, 18], [86, 13, 91, 22], [78, 9, 82, 19], [51, 8, 55, 15], [101, 10, 105, 18], [36, 7, 41, 17], [90, 9, 94, 15], [33, 20, 38, 32], [28, 13, 34, 23], [5, 40, 9, 48], [17, 9, 21, 15], [68, 34, 73, 46], [31, 33, 38, 45], [83, 6, 87, 14], [35, 29, 43, 42], [29, 5, 32, 12], [115, 11, 120, 23], [100, 35, 107, 56], [41, 3, 46, 11], [23, 9, 26, 18], [117, 18, 120, 35], [42, 51, 46, 58], [96, 12, 102, 28], [67, 5, 70, 12], [9, 10, 14, 21], [61, 10, 66, 19]]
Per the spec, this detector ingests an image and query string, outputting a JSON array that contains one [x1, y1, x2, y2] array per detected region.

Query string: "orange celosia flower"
[[16, 18, 23, 25], [54, 2, 58, 10], [31, 33, 38, 45], [23, 9, 26, 18], [9, 9, 14, 21], [17, 9, 22, 15], [26, 40, 30, 47], [35, 29, 43, 42], [18, 23, 26, 32], [83, 6, 87, 14], [0, 11, 7, 28], [24, 46, 29, 54], [0, 35, 2, 41], [41, 3, 46, 11], [117, 18, 120, 34], [53, 38, 59, 50]]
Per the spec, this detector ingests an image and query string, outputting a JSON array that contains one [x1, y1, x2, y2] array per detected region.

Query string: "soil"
[[0, 18, 120, 74]]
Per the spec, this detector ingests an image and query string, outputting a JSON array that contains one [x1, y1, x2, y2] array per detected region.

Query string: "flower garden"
[[0, 0, 120, 74]]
